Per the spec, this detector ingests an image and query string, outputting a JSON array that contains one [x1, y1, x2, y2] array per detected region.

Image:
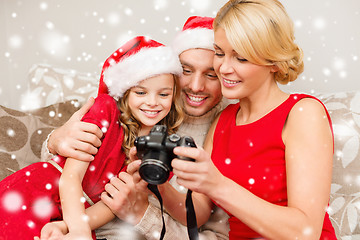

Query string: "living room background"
[[1, 0, 359, 110]]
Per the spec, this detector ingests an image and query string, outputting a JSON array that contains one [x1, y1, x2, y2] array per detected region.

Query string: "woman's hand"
[[172, 146, 225, 199]]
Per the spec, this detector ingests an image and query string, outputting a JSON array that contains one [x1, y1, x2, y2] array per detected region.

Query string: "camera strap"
[[148, 184, 166, 239], [148, 184, 199, 240]]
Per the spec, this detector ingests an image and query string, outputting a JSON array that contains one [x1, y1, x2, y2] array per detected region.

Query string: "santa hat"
[[172, 16, 215, 55], [98, 36, 182, 99]]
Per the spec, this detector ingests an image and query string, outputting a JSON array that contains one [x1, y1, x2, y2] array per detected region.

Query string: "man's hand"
[[47, 97, 103, 161], [101, 147, 149, 225]]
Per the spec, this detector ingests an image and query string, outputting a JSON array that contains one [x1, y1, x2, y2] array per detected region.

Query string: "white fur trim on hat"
[[103, 46, 182, 99], [172, 28, 214, 55]]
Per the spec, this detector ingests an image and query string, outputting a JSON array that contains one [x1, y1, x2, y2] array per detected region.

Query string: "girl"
[[0, 36, 184, 240], [155, 0, 337, 239]]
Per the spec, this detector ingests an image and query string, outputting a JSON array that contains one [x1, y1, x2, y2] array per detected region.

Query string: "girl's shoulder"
[[82, 94, 120, 125]]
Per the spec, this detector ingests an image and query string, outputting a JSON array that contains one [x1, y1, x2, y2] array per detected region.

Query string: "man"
[[42, 16, 230, 240]]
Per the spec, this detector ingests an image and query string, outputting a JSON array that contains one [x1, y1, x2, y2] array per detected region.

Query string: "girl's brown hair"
[[117, 75, 184, 163]]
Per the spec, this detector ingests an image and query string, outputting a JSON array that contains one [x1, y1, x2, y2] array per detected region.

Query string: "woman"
[[163, 0, 337, 239]]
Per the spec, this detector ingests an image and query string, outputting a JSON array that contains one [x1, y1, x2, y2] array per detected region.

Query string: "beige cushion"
[[26, 63, 98, 109], [317, 91, 360, 237], [0, 100, 80, 180]]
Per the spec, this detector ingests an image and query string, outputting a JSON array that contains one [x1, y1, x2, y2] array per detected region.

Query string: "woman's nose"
[[219, 57, 233, 75]]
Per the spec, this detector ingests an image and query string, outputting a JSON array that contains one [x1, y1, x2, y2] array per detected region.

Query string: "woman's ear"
[[270, 64, 279, 73]]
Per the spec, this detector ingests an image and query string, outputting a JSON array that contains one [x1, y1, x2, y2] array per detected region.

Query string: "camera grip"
[[176, 136, 196, 162]]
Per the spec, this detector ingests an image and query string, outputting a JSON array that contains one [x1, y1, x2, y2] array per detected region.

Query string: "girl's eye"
[[135, 91, 146, 95], [159, 93, 170, 97]]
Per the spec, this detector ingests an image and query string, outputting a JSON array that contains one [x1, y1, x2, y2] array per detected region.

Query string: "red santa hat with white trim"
[[98, 36, 182, 99], [172, 16, 215, 55]]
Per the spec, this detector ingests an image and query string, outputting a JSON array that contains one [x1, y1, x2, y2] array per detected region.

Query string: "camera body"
[[134, 125, 196, 185]]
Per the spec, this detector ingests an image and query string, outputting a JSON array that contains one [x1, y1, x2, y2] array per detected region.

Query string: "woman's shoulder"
[[287, 94, 331, 127], [290, 93, 327, 113]]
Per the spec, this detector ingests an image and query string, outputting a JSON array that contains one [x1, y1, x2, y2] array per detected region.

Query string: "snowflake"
[[2, 191, 23, 212], [107, 12, 121, 26], [154, 0, 168, 10], [124, 8, 133, 16], [6, 128, 15, 137], [248, 178, 255, 185], [313, 17, 326, 30], [39, 2, 48, 11], [8, 35, 23, 49], [27, 220, 35, 229], [33, 197, 54, 219]]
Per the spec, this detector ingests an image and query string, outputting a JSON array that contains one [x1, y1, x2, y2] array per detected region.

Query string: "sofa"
[[1, 64, 359, 239]]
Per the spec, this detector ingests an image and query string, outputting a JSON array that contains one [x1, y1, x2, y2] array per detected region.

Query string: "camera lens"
[[139, 159, 170, 185]]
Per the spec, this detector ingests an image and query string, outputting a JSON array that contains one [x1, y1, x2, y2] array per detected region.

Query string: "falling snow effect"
[[1, 0, 358, 110], [2, 191, 23, 212], [1, 0, 360, 238]]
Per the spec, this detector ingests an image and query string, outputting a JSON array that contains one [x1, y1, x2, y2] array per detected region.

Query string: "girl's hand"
[[34, 221, 67, 240], [62, 232, 92, 240], [172, 146, 225, 199]]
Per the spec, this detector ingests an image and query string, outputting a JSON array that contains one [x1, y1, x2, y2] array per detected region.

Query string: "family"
[[0, 0, 338, 239]]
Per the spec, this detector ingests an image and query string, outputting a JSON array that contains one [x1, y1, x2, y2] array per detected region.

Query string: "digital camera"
[[134, 125, 196, 185]]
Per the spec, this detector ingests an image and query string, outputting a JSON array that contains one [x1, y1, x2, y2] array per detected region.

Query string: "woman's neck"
[[237, 88, 289, 125]]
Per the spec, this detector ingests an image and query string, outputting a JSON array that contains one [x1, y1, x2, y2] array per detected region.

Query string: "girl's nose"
[[146, 94, 158, 106]]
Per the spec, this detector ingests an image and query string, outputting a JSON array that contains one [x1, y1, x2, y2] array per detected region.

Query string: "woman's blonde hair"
[[214, 0, 304, 84], [117, 75, 184, 163]]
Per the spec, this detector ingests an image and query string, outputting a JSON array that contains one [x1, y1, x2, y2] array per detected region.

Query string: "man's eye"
[[207, 74, 218, 79], [214, 52, 224, 57], [182, 69, 192, 75]]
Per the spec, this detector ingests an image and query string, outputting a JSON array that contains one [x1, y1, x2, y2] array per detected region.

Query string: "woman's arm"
[[173, 99, 333, 239]]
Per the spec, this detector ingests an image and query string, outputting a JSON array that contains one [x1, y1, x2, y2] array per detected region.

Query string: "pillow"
[[26, 63, 98, 109], [316, 91, 360, 236], [0, 100, 81, 180]]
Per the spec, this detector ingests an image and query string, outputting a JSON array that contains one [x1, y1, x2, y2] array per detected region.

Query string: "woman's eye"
[[236, 57, 248, 62], [214, 52, 224, 57]]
